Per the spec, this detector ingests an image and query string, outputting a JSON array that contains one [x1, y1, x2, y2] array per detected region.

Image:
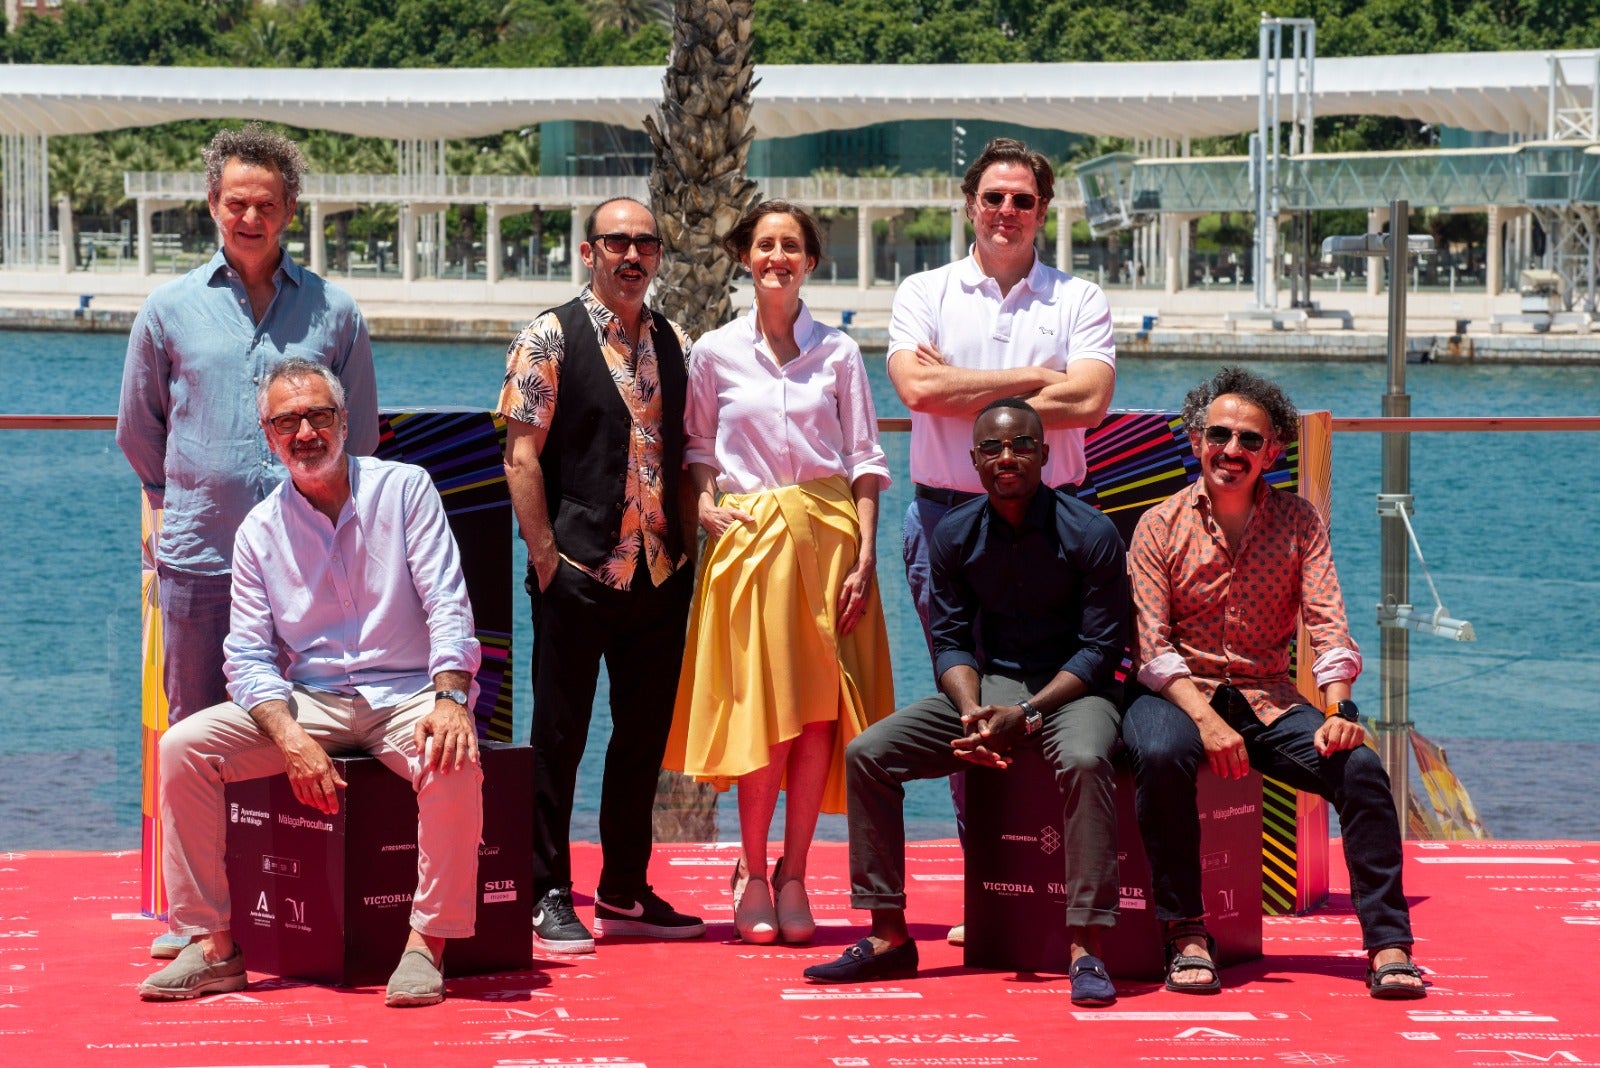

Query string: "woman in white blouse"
[[663, 201, 895, 945]]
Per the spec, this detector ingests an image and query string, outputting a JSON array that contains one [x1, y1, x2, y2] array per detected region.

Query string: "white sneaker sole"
[[532, 932, 595, 954], [594, 916, 706, 939]]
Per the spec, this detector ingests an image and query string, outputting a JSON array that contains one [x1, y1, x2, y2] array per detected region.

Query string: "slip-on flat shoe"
[[803, 937, 918, 984], [1069, 953, 1117, 1006]]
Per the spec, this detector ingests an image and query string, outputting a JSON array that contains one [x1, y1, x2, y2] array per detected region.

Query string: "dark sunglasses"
[[265, 406, 339, 435], [978, 190, 1040, 211], [591, 232, 663, 256], [1202, 425, 1267, 452], [974, 435, 1041, 457]]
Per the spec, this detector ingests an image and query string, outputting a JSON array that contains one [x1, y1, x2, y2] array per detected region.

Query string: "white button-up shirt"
[[224, 455, 481, 714], [887, 253, 1115, 492], [685, 302, 890, 495]]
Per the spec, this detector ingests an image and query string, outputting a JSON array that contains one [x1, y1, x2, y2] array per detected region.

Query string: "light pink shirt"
[[887, 253, 1115, 492], [685, 302, 891, 495]]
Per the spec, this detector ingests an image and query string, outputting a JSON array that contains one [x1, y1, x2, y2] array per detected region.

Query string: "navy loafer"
[[803, 937, 919, 983], [1069, 953, 1117, 1006]]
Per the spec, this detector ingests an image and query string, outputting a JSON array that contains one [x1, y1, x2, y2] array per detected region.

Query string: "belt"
[[913, 484, 982, 506]]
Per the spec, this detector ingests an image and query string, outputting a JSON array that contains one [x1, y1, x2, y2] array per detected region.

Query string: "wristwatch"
[[435, 688, 470, 707], [1324, 699, 1359, 723], [1018, 699, 1043, 736]]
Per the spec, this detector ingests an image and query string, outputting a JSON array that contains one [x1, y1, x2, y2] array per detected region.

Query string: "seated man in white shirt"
[[138, 357, 484, 1008]]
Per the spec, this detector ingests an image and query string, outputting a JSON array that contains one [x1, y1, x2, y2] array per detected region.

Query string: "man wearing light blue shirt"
[[138, 358, 481, 1009], [116, 124, 378, 740]]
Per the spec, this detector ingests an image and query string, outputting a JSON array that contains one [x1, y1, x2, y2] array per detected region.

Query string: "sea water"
[[1, 330, 1597, 846]]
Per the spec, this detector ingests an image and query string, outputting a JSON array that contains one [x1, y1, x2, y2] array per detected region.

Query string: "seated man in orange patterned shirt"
[[1121, 367, 1425, 1000]]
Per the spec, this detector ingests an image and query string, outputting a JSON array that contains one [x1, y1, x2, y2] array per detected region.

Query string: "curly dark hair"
[[961, 137, 1054, 204], [720, 199, 824, 267], [1180, 366, 1299, 445], [204, 123, 307, 205]]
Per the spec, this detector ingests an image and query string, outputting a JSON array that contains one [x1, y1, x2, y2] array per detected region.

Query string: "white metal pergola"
[[0, 51, 1590, 277]]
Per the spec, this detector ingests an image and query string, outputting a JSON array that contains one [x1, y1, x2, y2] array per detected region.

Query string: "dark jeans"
[[1121, 693, 1413, 950], [527, 559, 692, 900], [845, 672, 1122, 928], [157, 565, 232, 724]]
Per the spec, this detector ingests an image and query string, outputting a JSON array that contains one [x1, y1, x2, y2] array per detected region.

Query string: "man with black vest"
[[497, 197, 703, 954]]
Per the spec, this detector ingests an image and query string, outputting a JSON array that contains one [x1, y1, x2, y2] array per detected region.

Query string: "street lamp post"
[[1320, 199, 1451, 833]]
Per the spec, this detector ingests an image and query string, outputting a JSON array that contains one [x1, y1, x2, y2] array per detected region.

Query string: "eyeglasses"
[[1201, 425, 1267, 452], [977, 190, 1040, 212], [591, 232, 663, 256], [974, 435, 1041, 457], [266, 406, 339, 435]]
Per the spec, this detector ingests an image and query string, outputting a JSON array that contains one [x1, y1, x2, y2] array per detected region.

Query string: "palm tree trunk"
[[644, 0, 760, 339], [640, 1, 761, 841]]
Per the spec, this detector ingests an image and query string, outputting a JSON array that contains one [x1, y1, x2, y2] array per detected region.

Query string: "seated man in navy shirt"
[[804, 398, 1129, 1006]]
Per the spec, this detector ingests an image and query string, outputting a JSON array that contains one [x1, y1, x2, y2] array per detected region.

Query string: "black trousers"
[[528, 559, 693, 900]]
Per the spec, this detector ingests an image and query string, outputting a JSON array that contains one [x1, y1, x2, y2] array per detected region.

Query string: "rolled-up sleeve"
[[1061, 518, 1129, 690], [1130, 507, 1193, 694], [223, 529, 291, 712], [335, 311, 379, 457], [683, 339, 720, 469], [116, 307, 171, 508], [1298, 502, 1362, 687], [929, 524, 980, 680], [835, 343, 891, 489], [401, 471, 482, 687]]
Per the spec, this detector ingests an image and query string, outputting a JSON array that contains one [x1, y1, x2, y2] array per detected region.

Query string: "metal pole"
[[1379, 198, 1412, 834]]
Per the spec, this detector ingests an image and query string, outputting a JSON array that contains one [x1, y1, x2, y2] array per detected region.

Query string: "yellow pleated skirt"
[[663, 474, 895, 815]]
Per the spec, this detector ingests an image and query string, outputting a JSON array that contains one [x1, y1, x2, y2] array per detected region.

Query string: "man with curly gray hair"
[[1122, 366, 1424, 1000], [117, 124, 378, 959]]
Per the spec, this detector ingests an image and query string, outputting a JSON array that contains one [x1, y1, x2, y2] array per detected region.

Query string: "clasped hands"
[[951, 703, 1029, 768]]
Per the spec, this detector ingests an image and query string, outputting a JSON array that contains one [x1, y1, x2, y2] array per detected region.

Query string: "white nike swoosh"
[[532, 910, 547, 925], [602, 899, 645, 918]]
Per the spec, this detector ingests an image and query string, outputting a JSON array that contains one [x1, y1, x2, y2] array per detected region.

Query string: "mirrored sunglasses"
[[975, 435, 1041, 457], [1201, 425, 1267, 452]]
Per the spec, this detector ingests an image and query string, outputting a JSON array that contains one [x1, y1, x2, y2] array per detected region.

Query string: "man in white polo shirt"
[[889, 137, 1117, 656], [886, 139, 1117, 942]]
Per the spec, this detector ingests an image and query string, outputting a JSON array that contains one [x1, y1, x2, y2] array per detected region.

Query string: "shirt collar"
[[1191, 475, 1273, 516], [982, 484, 1056, 534], [580, 285, 656, 337], [282, 454, 357, 527], [746, 300, 819, 356], [204, 247, 302, 288], [956, 249, 1045, 294]]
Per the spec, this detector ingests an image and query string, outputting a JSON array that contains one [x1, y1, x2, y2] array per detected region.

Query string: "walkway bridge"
[[1077, 141, 1600, 310]]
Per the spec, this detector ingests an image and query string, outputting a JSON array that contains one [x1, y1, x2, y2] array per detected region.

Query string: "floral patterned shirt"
[[1130, 477, 1362, 722], [496, 287, 690, 591]]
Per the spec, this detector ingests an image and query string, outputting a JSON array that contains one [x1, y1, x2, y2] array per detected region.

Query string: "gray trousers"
[[844, 672, 1122, 927], [160, 687, 483, 939]]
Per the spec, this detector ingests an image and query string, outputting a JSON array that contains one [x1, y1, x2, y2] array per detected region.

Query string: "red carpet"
[[5, 839, 1598, 1066]]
